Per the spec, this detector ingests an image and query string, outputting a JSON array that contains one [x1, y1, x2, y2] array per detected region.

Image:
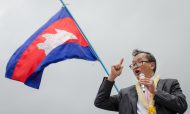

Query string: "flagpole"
[[59, 0, 119, 93]]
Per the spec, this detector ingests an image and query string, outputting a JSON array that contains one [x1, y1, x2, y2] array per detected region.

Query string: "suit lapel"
[[128, 86, 138, 114], [155, 79, 165, 113], [156, 79, 164, 90]]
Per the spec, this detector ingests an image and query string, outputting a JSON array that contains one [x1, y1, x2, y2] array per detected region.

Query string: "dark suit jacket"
[[94, 77, 188, 114]]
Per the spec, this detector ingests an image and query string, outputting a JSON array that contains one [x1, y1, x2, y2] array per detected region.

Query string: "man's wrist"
[[107, 76, 115, 82]]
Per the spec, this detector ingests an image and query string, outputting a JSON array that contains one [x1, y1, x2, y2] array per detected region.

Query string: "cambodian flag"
[[5, 7, 97, 89]]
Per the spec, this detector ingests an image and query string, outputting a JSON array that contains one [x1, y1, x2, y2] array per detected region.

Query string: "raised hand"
[[108, 58, 124, 81]]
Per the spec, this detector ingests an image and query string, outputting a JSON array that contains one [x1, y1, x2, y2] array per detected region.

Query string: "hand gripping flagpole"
[[59, 0, 119, 93]]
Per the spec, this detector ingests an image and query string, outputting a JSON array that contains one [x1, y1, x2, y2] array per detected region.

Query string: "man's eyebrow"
[[133, 58, 142, 62]]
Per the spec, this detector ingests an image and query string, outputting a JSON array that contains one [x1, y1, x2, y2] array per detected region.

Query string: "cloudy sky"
[[0, 0, 189, 114]]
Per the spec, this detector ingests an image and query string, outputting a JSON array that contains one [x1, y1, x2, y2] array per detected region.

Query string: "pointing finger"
[[119, 58, 124, 65]]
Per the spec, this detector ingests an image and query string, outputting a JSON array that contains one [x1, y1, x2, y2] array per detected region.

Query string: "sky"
[[0, 0, 190, 114]]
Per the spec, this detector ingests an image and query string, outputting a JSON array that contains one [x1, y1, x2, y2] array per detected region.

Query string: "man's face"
[[131, 53, 155, 79]]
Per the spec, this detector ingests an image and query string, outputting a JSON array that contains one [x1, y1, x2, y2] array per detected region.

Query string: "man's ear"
[[150, 62, 155, 70]]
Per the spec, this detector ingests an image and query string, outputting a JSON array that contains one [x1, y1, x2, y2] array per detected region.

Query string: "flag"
[[5, 7, 97, 89]]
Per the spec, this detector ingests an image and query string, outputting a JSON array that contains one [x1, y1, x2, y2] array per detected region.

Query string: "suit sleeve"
[[94, 77, 121, 111], [154, 79, 188, 114]]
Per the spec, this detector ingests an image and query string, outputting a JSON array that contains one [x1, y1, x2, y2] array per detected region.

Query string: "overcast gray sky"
[[0, 0, 190, 114]]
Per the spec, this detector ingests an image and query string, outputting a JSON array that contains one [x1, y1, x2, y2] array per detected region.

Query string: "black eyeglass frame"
[[129, 61, 150, 69]]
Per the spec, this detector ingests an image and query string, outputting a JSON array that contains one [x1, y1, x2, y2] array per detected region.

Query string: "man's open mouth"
[[134, 69, 140, 76]]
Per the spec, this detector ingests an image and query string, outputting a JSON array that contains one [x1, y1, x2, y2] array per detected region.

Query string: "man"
[[94, 49, 188, 114]]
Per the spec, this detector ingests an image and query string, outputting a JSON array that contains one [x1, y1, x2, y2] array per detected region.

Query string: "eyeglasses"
[[129, 61, 150, 69]]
